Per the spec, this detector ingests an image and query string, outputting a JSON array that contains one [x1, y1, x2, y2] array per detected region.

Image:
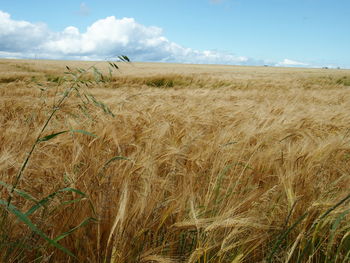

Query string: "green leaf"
[[25, 192, 58, 216], [108, 62, 119, 70], [71, 129, 97, 138], [221, 141, 237, 147], [118, 55, 130, 62], [50, 77, 61, 83], [214, 164, 234, 206], [37, 131, 68, 142], [61, 198, 85, 206], [0, 181, 37, 203], [318, 193, 350, 221], [267, 212, 308, 263], [103, 156, 130, 168], [25, 187, 87, 216], [37, 129, 97, 143], [327, 209, 350, 259], [0, 199, 75, 258], [108, 67, 113, 79], [87, 94, 115, 117], [58, 187, 87, 197], [53, 217, 97, 242], [92, 66, 104, 82], [77, 68, 86, 73]]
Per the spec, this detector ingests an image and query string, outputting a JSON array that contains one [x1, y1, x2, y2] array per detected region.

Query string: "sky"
[[0, 0, 349, 68]]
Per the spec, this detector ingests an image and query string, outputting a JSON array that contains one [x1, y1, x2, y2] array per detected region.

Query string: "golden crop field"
[[1, 59, 350, 262]]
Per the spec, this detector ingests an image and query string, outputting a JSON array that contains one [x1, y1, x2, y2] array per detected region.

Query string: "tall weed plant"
[[0, 56, 130, 262]]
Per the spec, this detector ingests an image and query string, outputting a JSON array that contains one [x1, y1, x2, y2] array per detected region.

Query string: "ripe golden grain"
[[1, 59, 350, 262]]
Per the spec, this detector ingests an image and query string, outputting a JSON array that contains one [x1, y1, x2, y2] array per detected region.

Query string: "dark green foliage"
[[146, 77, 175, 88], [336, 76, 350, 86]]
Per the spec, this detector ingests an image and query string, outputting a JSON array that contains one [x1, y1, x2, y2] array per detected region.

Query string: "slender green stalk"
[[7, 86, 74, 208], [5, 58, 125, 208]]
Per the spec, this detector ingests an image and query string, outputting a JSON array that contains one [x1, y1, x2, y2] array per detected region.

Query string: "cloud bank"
[[275, 59, 308, 67], [0, 10, 309, 67]]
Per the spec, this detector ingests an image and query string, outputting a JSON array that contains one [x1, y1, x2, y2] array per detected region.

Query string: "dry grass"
[[1, 59, 350, 262]]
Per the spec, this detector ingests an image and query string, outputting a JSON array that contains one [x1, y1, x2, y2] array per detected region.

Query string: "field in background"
[[1, 59, 350, 262]]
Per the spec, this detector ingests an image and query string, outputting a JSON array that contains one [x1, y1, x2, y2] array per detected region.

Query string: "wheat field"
[[1, 59, 350, 262]]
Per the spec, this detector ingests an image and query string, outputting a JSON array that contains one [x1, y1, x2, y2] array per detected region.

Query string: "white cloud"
[[0, 11, 49, 53], [0, 10, 309, 67], [276, 58, 308, 67]]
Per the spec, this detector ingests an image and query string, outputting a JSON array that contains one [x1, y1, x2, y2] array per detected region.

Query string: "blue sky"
[[0, 0, 349, 68]]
